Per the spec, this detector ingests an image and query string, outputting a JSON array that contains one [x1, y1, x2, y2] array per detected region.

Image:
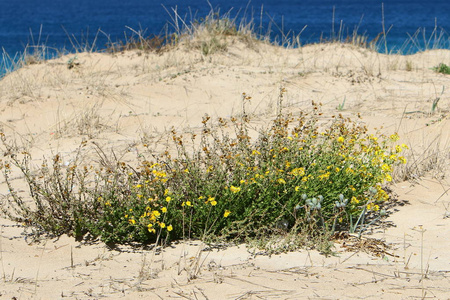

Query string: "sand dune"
[[0, 37, 449, 299]]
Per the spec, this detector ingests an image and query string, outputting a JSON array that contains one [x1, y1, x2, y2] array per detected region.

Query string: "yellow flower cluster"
[[290, 167, 305, 177], [230, 185, 241, 193], [366, 202, 380, 211], [206, 196, 217, 206]]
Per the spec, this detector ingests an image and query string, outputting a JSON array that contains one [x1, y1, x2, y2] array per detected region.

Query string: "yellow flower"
[[291, 168, 305, 177], [161, 207, 167, 213], [381, 164, 391, 172], [385, 174, 392, 182], [184, 168, 189, 173], [337, 136, 345, 143], [207, 196, 217, 206], [129, 218, 136, 225], [398, 156, 407, 164], [159, 222, 166, 228], [401, 143, 409, 149], [186, 201, 192, 207], [135, 184, 142, 188], [318, 172, 330, 180], [377, 189, 389, 201], [152, 210, 161, 218], [167, 225, 173, 232], [153, 170, 167, 178], [230, 185, 241, 193], [367, 203, 380, 211], [295, 186, 300, 192], [390, 133, 400, 142], [223, 210, 231, 218], [351, 196, 359, 204], [166, 196, 171, 202], [164, 189, 170, 196], [277, 178, 286, 184], [147, 224, 155, 233]]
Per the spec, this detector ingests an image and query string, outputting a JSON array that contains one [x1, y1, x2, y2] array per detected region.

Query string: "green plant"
[[405, 60, 413, 71], [336, 97, 346, 111], [433, 63, 450, 75], [431, 86, 445, 114], [67, 55, 79, 69], [0, 91, 407, 248], [201, 36, 227, 56]]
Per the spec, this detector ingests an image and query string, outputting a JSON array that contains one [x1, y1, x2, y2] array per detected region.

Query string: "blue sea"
[[1, 0, 450, 72]]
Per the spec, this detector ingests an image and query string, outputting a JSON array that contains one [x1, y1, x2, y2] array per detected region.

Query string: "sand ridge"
[[0, 38, 449, 299]]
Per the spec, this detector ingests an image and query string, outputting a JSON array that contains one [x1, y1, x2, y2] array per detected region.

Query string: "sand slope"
[[0, 39, 449, 299]]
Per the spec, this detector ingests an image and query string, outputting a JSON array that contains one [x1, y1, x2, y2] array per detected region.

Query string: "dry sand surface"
[[0, 38, 449, 299]]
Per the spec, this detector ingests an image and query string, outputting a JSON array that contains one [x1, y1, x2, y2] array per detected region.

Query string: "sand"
[[0, 38, 449, 299]]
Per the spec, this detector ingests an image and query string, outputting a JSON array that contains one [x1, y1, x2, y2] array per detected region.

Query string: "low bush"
[[0, 94, 407, 249], [433, 63, 450, 75]]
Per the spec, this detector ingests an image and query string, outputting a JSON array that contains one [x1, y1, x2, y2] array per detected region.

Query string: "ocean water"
[[1, 0, 450, 70]]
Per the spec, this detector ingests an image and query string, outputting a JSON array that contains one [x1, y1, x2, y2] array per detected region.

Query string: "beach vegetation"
[[433, 63, 450, 75], [0, 89, 407, 252]]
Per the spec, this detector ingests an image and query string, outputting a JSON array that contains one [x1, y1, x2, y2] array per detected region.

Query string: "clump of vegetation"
[[0, 92, 407, 249], [433, 63, 450, 75]]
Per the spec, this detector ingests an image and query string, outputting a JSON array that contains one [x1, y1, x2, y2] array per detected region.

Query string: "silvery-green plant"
[[306, 195, 323, 210], [335, 194, 348, 208]]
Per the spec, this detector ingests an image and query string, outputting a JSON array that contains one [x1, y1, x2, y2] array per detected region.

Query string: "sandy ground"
[[0, 37, 449, 299]]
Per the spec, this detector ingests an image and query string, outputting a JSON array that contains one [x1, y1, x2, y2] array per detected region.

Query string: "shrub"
[[0, 95, 407, 247], [433, 63, 450, 75]]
